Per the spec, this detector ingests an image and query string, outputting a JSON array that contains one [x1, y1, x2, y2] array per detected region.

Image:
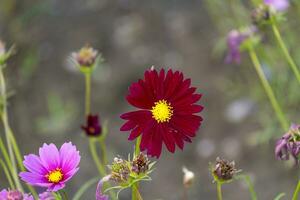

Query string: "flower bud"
[[182, 167, 195, 188], [251, 5, 270, 26], [71, 45, 102, 74], [81, 114, 102, 137], [213, 157, 237, 182], [132, 152, 150, 175]]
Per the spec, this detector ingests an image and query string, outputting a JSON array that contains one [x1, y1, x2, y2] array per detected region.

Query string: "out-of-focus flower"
[[81, 114, 102, 137], [19, 142, 80, 192], [109, 157, 130, 183], [96, 176, 110, 200], [212, 157, 237, 182], [182, 167, 195, 188], [0, 189, 33, 200], [72, 45, 98, 67], [39, 191, 55, 200], [225, 27, 256, 64], [132, 152, 150, 175], [264, 0, 289, 12], [275, 124, 300, 162], [120, 68, 203, 158], [70, 45, 103, 74], [251, 5, 270, 25]]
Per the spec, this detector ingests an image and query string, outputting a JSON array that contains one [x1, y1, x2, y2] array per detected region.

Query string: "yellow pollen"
[[151, 100, 173, 123], [79, 47, 93, 59], [46, 168, 63, 183]]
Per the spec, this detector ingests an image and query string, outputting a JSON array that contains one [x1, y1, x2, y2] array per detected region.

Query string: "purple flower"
[[225, 30, 245, 64], [39, 191, 55, 200], [264, 0, 289, 12], [19, 142, 80, 192], [81, 114, 102, 137], [275, 124, 300, 162], [225, 27, 257, 64], [0, 189, 33, 200], [96, 176, 110, 200]]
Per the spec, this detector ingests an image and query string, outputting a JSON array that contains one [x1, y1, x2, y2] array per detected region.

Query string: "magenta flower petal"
[[39, 191, 55, 200], [39, 143, 60, 170], [59, 142, 80, 171], [0, 189, 34, 200], [23, 154, 47, 175], [19, 142, 80, 192]]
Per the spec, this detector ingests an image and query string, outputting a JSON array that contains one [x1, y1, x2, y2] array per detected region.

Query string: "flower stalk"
[[270, 18, 300, 85], [248, 46, 289, 131], [132, 136, 142, 200], [292, 180, 300, 200], [0, 67, 23, 192], [217, 182, 223, 200]]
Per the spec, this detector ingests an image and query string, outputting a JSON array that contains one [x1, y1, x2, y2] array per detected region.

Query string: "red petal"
[[120, 120, 137, 131], [161, 125, 175, 153]]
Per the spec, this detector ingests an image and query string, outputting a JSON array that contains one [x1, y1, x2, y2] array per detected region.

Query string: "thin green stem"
[[0, 158, 15, 189], [60, 190, 69, 200], [89, 139, 106, 176], [271, 21, 300, 85], [240, 175, 257, 200], [0, 68, 23, 192], [99, 139, 107, 165], [292, 180, 300, 200], [248, 47, 289, 131], [85, 73, 91, 116], [132, 136, 142, 200], [217, 182, 223, 200], [135, 136, 141, 157], [0, 136, 12, 169], [132, 184, 143, 200]]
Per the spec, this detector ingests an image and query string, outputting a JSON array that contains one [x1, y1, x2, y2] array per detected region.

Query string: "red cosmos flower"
[[120, 68, 203, 158]]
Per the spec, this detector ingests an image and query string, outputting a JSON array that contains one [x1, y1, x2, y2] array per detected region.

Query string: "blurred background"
[[0, 0, 300, 199]]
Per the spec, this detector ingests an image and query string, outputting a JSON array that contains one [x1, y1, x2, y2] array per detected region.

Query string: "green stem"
[[241, 175, 257, 200], [0, 68, 23, 192], [271, 20, 300, 85], [89, 139, 106, 176], [292, 180, 300, 200], [217, 182, 223, 200], [132, 184, 143, 200], [0, 158, 15, 189], [99, 139, 107, 165], [60, 190, 69, 200], [0, 136, 12, 169], [132, 136, 142, 200], [248, 47, 289, 131], [85, 73, 91, 116], [135, 136, 141, 157]]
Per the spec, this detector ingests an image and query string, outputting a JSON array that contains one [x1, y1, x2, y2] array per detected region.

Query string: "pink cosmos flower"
[[19, 142, 80, 192], [0, 189, 33, 200]]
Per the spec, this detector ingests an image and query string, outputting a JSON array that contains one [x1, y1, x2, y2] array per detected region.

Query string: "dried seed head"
[[109, 157, 130, 183], [213, 157, 237, 181], [132, 152, 150, 174]]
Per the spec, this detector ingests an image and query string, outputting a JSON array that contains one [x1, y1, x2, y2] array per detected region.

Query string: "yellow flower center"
[[151, 100, 173, 123], [46, 168, 63, 183], [78, 47, 94, 60]]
